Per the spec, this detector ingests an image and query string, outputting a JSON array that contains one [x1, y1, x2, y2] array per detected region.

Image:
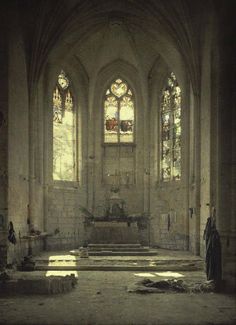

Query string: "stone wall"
[[149, 184, 188, 250], [46, 188, 87, 250]]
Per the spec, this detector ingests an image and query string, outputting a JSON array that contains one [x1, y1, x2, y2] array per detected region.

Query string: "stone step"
[[70, 249, 157, 256], [34, 255, 204, 271], [88, 247, 150, 252], [88, 244, 142, 248], [34, 258, 203, 264], [88, 251, 157, 256], [83, 244, 151, 253], [35, 262, 203, 272], [35, 257, 202, 262]]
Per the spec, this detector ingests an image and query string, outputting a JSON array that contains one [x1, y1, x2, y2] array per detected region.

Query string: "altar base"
[[88, 221, 139, 244]]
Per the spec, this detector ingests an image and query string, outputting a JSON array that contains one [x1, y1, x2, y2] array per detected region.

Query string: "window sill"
[[156, 179, 183, 188], [52, 181, 80, 190]]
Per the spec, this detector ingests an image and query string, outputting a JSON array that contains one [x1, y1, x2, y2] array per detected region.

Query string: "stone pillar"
[[0, 2, 9, 268], [216, 3, 236, 291]]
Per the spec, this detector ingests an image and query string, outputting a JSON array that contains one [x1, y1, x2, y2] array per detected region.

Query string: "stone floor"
[[0, 250, 235, 324], [0, 270, 236, 325]]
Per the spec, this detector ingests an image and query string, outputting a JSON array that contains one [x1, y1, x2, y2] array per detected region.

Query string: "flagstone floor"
[[0, 249, 235, 325]]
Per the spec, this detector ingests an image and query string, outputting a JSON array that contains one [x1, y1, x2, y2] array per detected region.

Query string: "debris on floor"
[[0, 270, 10, 283], [79, 247, 89, 258], [127, 278, 216, 294]]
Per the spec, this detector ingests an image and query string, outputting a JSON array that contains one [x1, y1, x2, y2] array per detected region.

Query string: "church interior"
[[0, 0, 235, 324]]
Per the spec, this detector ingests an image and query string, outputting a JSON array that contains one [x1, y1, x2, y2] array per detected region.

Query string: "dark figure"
[[203, 212, 222, 289], [8, 221, 16, 245]]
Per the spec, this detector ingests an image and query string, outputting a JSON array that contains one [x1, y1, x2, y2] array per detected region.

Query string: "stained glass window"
[[104, 78, 134, 143], [160, 72, 181, 181], [53, 70, 76, 181]]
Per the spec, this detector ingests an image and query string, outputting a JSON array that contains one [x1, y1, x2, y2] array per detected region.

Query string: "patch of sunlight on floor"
[[134, 273, 156, 278], [46, 270, 79, 277], [134, 271, 185, 278], [48, 255, 76, 260], [46, 255, 78, 277], [155, 271, 185, 278]]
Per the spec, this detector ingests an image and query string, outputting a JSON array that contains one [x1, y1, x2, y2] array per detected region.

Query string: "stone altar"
[[86, 220, 139, 244], [82, 186, 149, 245]]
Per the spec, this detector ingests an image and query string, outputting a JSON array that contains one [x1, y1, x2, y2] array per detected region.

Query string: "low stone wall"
[[0, 274, 77, 295]]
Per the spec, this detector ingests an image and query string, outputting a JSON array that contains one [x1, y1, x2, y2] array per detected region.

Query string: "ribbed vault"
[[18, 0, 215, 97]]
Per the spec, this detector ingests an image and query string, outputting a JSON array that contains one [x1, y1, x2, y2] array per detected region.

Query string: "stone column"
[[0, 3, 9, 268], [216, 3, 236, 291]]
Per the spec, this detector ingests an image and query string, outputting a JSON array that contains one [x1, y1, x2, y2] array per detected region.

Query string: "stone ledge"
[[0, 274, 77, 295]]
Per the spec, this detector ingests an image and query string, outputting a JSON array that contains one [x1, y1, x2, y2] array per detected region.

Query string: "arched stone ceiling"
[[19, 0, 213, 96]]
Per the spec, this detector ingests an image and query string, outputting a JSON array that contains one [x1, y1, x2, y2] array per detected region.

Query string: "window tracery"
[[103, 78, 135, 186], [160, 72, 181, 181], [53, 70, 76, 181], [104, 78, 134, 143]]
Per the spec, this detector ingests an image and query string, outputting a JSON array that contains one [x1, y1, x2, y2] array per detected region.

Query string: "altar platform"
[[32, 248, 204, 272]]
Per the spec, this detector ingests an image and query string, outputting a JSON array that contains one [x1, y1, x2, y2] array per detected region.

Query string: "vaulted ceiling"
[[17, 0, 215, 94]]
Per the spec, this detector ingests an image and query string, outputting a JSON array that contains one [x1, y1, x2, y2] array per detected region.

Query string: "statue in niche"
[[105, 185, 126, 219]]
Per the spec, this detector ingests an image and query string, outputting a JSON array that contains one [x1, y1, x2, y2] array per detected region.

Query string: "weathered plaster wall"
[[150, 184, 188, 250]]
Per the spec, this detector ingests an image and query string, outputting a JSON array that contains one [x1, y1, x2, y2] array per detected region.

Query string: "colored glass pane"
[[104, 78, 134, 144], [104, 96, 118, 143], [120, 96, 134, 143]]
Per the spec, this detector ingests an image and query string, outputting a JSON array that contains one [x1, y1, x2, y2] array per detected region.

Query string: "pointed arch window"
[[160, 72, 181, 181], [104, 78, 134, 143], [53, 70, 77, 181], [102, 78, 135, 186]]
